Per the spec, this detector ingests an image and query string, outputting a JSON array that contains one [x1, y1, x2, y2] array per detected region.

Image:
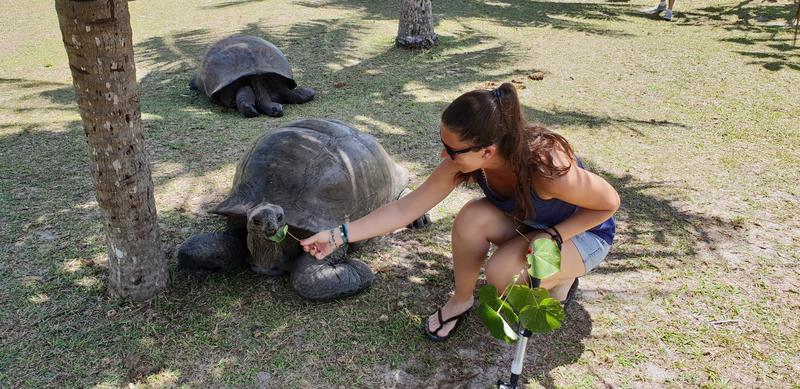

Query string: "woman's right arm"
[[300, 158, 461, 259]]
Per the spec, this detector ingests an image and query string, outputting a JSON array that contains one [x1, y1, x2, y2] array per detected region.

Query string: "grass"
[[1, 0, 799, 387]]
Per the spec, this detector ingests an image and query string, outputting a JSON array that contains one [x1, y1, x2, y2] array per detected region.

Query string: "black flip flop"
[[423, 306, 471, 342]]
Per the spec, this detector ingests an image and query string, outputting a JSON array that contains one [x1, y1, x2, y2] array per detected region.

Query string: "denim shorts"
[[571, 231, 611, 274], [523, 222, 611, 274]]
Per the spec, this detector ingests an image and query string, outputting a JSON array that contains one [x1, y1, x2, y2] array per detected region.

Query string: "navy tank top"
[[473, 160, 616, 245]]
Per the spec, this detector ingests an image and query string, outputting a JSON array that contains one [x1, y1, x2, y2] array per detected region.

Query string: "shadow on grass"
[[298, 0, 635, 37], [200, 0, 265, 9], [680, 0, 796, 31], [679, 0, 799, 71]]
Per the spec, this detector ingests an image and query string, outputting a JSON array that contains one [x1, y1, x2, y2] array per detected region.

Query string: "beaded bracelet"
[[328, 228, 337, 251]]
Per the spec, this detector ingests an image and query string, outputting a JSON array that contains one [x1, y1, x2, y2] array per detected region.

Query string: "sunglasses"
[[441, 137, 493, 160]]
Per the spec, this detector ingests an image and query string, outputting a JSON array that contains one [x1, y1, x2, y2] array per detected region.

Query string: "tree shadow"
[[298, 0, 635, 37], [678, 0, 799, 71], [200, 0, 266, 9], [680, 0, 796, 31]]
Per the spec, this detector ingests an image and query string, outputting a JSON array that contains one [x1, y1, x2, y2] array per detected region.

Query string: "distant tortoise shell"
[[210, 118, 409, 234], [193, 35, 297, 98]]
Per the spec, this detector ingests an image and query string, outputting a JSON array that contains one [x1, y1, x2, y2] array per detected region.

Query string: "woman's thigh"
[[453, 198, 524, 247], [484, 231, 587, 289]]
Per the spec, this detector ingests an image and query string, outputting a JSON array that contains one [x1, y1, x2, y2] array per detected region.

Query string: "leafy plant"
[[477, 238, 565, 343]]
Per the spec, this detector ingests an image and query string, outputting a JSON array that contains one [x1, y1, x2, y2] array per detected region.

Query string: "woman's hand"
[[300, 230, 337, 260]]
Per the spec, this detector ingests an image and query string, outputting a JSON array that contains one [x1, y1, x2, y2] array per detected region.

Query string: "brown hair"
[[441, 82, 575, 220]]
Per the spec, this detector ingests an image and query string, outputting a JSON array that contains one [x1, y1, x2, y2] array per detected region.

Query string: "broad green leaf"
[[531, 287, 550, 304], [268, 225, 289, 243], [526, 238, 561, 279], [518, 294, 565, 333], [477, 302, 519, 344], [477, 285, 518, 325], [507, 285, 534, 313], [478, 284, 500, 306], [499, 300, 518, 325]]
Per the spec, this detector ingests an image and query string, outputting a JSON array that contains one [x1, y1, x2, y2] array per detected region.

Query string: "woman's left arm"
[[536, 156, 621, 241]]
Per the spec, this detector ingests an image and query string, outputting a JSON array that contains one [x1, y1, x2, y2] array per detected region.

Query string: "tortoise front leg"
[[189, 75, 199, 91], [177, 231, 248, 271], [290, 251, 375, 300], [252, 78, 284, 117], [235, 85, 260, 118], [279, 87, 315, 104]]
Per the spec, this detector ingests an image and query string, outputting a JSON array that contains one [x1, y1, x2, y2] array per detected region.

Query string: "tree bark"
[[55, 0, 167, 300], [397, 0, 437, 49]]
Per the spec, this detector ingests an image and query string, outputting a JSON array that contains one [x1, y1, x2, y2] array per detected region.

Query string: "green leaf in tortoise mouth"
[[267, 225, 289, 243]]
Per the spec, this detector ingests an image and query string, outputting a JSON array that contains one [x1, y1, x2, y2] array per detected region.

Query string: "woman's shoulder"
[[531, 148, 580, 198]]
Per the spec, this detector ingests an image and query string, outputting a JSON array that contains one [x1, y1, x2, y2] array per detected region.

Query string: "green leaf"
[[477, 285, 518, 325], [531, 287, 550, 303], [478, 284, 500, 306], [507, 285, 534, 313], [267, 225, 289, 243], [518, 292, 565, 333], [477, 302, 519, 344], [526, 238, 561, 279]]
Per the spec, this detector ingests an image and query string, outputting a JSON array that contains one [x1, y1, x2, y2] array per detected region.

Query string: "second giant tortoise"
[[190, 35, 315, 118]]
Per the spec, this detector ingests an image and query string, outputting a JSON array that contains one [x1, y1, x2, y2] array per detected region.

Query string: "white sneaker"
[[643, 2, 666, 14], [661, 9, 673, 21]]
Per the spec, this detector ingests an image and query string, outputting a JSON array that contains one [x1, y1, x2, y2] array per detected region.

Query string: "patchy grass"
[[1, 0, 799, 387]]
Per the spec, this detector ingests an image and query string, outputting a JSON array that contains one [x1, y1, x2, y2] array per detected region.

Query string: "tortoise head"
[[210, 199, 288, 270], [246, 203, 285, 237]]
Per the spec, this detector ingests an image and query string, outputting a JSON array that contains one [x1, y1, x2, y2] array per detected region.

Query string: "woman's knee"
[[453, 198, 511, 242], [484, 246, 527, 289], [453, 198, 496, 236]]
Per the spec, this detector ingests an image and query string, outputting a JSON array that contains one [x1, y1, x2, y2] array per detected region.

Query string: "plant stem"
[[495, 279, 517, 314], [286, 230, 302, 242]]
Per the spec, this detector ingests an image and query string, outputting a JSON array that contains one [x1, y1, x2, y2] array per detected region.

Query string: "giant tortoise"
[[190, 35, 315, 118], [177, 118, 430, 300]]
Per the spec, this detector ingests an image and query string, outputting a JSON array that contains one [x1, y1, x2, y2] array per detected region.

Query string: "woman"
[[300, 83, 619, 342]]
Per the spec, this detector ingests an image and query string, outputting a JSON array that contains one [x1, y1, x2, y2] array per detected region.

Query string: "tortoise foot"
[[257, 102, 284, 117], [407, 213, 432, 230], [177, 232, 247, 271], [238, 104, 260, 118], [290, 254, 374, 300], [289, 87, 315, 104]]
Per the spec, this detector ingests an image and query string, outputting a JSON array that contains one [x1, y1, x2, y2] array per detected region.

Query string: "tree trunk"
[[397, 0, 437, 49], [55, 0, 167, 300]]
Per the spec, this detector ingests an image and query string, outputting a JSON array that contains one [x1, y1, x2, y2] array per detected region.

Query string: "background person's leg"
[[662, 0, 676, 20]]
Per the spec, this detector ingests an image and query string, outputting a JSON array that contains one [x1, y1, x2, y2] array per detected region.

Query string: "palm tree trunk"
[[397, 0, 437, 49], [55, 0, 167, 300]]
